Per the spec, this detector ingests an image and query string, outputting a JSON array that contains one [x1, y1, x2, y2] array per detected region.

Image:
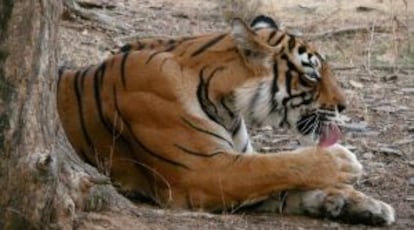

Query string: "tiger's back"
[[58, 32, 254, 200]]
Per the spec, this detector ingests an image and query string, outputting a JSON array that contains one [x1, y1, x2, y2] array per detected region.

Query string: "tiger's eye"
[[298, 46, 306, 54]]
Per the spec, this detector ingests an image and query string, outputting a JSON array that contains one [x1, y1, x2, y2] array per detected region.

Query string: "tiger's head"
[[234, 15, 346, 146]]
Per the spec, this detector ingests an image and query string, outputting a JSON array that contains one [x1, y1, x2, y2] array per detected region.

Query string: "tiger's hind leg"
[[254, 185, 395, 226]]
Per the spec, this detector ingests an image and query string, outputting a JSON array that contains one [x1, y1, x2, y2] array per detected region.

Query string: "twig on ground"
[[402, 0, 411, 52], [306, 8, 341, 33], [366, 22, 376, 75], [303, 25, 403, 40], [332, 65, 414, 71]]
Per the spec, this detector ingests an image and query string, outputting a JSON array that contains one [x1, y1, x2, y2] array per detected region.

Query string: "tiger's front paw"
[[297, 144, 363, 187], [324, 144, 363, 184]]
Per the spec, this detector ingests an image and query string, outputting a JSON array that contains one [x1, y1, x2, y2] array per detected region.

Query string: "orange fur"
[[57, 17, 394, 225], [58, 19, 350, 208]]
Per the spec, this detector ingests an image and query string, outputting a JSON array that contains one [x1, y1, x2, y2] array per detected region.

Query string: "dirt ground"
[[60, 0, 414, 229]]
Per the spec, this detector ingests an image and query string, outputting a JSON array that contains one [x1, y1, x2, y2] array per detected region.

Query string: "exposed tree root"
[[304, 25, 397, 40], [63, 0, 129, 32]]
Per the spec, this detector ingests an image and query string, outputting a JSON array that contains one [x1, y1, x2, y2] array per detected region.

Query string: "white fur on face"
[[232, 118, 255, 153], [234, 76, 310, 130], [310, 55, 320, 68], [296, 52, 321, 82], [235, 80, 275, 125]]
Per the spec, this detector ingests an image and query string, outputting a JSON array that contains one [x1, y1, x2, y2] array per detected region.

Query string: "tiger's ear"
[[250, 15, 279, 30], [231, 18, 274, 65]]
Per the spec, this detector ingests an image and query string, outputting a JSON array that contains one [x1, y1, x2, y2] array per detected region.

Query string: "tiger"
[[57, 15, 395, 225]]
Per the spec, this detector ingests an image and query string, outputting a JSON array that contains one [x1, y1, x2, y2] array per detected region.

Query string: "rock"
[[409, 177, 414, 186], [328, 222, 340, 228], [369, 162, 385, 169], [395, 138, 413, 145], [284, 4, 317, 14], [362, 152, 374, 160], [270, 138, 290, 144], [408, 126, 414, 133], [260, 146, 273, 152], [406, 196, 414, 202], [398, 105, 409, 110], [382, 74, 398, 82], [259, 126, 273, 131], [172, 12, 190, 19], [356, 6, 377, 12], [349, 80, 364, 89], [374, 147, 403, 156], [408, 161, 414, 167], [372, 105, 397, 113], [340, 122, 368, 132], [353, 131, 380, 137], [400, 87, 414, 94]]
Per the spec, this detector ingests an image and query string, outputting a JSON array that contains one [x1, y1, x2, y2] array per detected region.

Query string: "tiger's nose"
[[337, 104, 346, 113]]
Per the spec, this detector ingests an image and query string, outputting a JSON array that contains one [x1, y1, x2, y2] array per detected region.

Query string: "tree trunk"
[[0, 0, 143, 229]]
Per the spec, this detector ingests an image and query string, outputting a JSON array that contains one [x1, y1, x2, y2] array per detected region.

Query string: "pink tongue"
[[318, 123, 341, 148]]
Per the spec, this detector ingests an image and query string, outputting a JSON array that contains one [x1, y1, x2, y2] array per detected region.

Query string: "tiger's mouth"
[[296, 111, 341, 147]]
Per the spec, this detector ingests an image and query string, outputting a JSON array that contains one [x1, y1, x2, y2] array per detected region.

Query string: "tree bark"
[[0, 0, 143, 229]]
